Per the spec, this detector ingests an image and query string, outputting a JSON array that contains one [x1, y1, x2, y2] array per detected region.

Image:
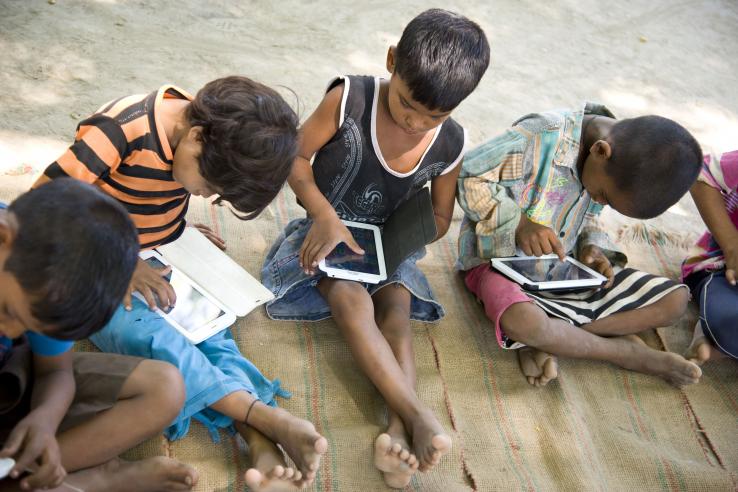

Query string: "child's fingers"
[[529, 239, 543, 257], [551, 237, 565, 260], [518, 240, 532, 257], [23, 461, 65, 490], [0, 426, 25, 463], [140, 287, 158, 311], [345, 236, 365, 255], [11, 437, 43, 481], [123, 291, 133, 311]]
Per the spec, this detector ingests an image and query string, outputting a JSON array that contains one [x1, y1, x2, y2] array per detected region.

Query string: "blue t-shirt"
[[0, 333, 74, 367], [0, 200, 73, 366]]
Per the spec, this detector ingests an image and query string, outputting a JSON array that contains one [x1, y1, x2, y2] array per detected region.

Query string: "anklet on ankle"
[[244, 399, 260, 425]]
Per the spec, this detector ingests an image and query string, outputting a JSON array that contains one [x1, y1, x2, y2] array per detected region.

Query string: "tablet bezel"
[[136, 250, 236, 343], [318, 220, 387, 284], [490, 254, 608, 291]]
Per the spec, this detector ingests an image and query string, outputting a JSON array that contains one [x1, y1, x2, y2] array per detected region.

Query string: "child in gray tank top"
[[262, 9, 490, 488]]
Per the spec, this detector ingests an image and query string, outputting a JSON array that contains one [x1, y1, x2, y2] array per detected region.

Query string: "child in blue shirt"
[[0, 179, 197, 491]]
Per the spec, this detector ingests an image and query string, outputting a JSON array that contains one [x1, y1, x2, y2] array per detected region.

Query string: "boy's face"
[[172, 126, 220, 198], [580, 140, 637, 217], [386, 47, 452, 135], [0, 212, 44, 339]]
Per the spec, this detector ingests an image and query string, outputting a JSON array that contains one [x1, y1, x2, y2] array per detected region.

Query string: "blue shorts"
[[261, 218, 444, 322], [688, 270, 738, 359]]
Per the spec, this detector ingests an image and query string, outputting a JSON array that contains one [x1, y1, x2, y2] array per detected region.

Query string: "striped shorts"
[[465, 265, 685, 350]]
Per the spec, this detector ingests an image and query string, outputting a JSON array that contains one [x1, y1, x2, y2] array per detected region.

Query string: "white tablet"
[[318, 220, 387, 284], [490, 254, 608, 291], [136, 250, 236, 344]]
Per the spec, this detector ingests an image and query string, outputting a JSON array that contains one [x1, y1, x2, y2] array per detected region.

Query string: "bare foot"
[[517, 347, 559, 386], [266, 408, 328, 485], [243, 426, 305, 491], [374, 433, 418, 488], [407, 409, 451, 472], [619, 335, 702, 386], [64, 457, 198, 492], [684, 321, 721, 365]]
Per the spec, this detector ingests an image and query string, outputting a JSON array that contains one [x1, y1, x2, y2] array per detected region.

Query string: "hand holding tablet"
[[490, 254, 608, 291], [135, 251, 236, 344]]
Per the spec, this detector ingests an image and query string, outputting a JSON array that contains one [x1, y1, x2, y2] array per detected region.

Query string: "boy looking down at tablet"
[[457, 104, 704, 387], [0, 179, 197, 492], [34, 77, 328, 490], [262, 9, 489, 488]]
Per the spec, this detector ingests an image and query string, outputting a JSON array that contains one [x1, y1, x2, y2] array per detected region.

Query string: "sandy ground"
[[1, 0, 737, 174]]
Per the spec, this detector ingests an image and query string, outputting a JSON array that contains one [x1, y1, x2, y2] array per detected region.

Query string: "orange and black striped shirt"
[[35, 85, 193, 249]]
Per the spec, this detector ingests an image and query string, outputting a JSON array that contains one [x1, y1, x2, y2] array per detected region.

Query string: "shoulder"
[[461, 125, 530, 177], [323, 75, 375, 127], [512, 107, 581, 134]]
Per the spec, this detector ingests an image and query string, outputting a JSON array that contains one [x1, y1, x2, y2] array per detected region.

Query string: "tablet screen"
[[505, 258, 596, 282], [144, 257, 225, 332], [324, 226, 380, 275]]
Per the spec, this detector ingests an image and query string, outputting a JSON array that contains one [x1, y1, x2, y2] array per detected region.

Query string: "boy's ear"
[[188, 126, 203, 144], [386, 45, 397, 73], [591, 140, 613, 160]]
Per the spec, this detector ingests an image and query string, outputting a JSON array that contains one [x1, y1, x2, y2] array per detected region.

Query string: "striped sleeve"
[[38, 114, 127, 186]]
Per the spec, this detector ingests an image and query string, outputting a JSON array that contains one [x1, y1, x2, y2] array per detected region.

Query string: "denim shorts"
[[261, 218, 444, 322]]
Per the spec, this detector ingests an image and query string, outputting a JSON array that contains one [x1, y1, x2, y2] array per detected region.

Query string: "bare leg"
[[318, 278, 451, 472], [372, 285, 419, 486], [501, 302, 702, 386], [238, 424, 305, 491], [581, 287, 689, 336], [40, 360, 199, 492], [210, 391, 326, 484]]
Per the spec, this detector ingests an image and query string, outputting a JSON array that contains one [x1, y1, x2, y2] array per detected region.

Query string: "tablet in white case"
[[490, 254, 607, 291], [318, 221, 387, 284], [136, 250, 237, 344]]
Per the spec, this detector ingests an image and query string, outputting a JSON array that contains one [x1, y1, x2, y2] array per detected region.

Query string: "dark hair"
[[186, 76, 299, 220], [606, 115, 703, 218], [395, 9, 490, 112], [6, 178, 139, 340]]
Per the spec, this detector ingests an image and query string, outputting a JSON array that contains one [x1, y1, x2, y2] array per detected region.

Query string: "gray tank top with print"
[[310, 75, 466, 225]]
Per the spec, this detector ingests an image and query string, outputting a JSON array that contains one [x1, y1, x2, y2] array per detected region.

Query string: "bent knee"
[[318, 279, 372, 315], [499, 302, 551, 346], [653, 287, 689, 326], [138, 360, 185, 417]]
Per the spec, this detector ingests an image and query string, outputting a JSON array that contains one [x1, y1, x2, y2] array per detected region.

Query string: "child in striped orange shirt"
[[36, 76, 327, 490]]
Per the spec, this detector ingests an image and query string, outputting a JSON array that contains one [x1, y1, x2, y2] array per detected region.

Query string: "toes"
[[244, 468, 264, 488], [283, 467, 295, 479], [269, 465, 285, 479], [391, 442, 402, 455], [314, 436, 328, 454], [375, 433, 392, 454], [527, 376, 536, 385], [399, 449, 410, 461]]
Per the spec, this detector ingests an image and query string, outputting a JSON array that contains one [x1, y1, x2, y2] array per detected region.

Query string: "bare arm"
[[429, 161, 461, 241], [691, 180, 738, 284], [288, 84, 364, 272], [0, 351, 73, 488]]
